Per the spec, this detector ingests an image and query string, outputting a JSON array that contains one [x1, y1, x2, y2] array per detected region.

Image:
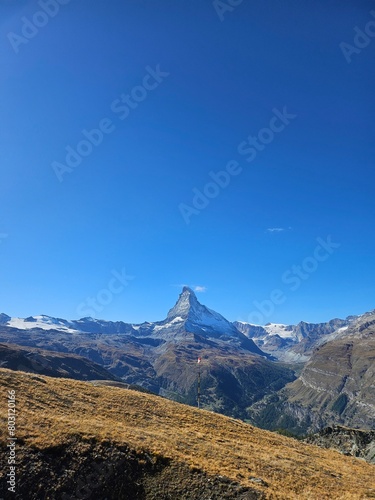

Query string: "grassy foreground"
[[0, 368, 374, 499]]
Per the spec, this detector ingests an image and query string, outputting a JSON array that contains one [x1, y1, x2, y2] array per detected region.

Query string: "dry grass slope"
[[0, 368, 374, 499]]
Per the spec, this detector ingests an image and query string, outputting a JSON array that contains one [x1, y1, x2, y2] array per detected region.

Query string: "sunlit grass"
[[1, 368, 374, 499]]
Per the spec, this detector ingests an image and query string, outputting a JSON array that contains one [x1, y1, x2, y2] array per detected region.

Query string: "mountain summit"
[[166, 286, 201, 320], [165, 286, 246, 341]]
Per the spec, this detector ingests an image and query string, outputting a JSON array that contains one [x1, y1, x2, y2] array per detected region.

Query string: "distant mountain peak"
[[165, 287, 249, 340], [167, 287, 200, 320]]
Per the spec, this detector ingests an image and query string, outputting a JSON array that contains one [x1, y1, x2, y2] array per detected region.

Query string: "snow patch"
[[264, 323, 296, 339], [7, 317, 79, 334]]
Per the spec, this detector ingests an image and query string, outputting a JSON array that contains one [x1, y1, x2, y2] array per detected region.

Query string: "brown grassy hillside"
[[0, 369, 374, 499]]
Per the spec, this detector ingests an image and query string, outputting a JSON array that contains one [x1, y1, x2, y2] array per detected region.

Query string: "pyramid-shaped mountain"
[[166, 286, 244, 337], [137, 287, 267, 357]]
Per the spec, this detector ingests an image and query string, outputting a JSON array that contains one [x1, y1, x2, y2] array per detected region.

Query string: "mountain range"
[[247, 310, 375, 436], [0, 287, 374, 433], [234, 316, 359, 362]]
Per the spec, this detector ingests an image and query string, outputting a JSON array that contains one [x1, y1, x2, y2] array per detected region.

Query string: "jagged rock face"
[[0, 314, 10, 324], [306, 426, 375, 464], [234, 318, 355, 362], [294, 319, 348, 338], [246, 313, 375, 435], [167, 286, 201, 319], [165, 287, 253, 342], [234, 322, 269, 339], [285, 314, 375, 429], [287, 319, 352, 358]]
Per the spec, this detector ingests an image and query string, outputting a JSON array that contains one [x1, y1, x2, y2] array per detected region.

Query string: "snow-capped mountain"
[[0, 287, 264, 354], [1, 289, 369, 363], [233, 316, 361, 362], [2, 314, 137, 335], [124, 287, 266, 356], [6, 315, 80, 333], [235, 321, 297, 340], [164, 286, 245, 339]]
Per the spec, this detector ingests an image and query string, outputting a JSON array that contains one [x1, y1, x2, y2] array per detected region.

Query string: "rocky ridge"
[[306, 426, 375, 464], [246, 312, 375, 435]]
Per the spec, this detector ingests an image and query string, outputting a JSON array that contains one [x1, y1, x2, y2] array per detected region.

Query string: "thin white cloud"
[[266, 227, 292, 233], [170, 284, 207, 293]]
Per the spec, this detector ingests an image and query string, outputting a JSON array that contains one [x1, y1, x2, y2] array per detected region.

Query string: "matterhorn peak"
[[165, 287, 246, 342], [167, 286, 200, 320]]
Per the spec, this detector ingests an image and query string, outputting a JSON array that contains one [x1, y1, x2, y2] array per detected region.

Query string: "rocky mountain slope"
[[1, 369, 374, 499], [246, 312, 375, 434], [306, 426, 375, 464], [234, 317, 357, 362], [0, 342, 118, 381], [0, 288, 294, 419]]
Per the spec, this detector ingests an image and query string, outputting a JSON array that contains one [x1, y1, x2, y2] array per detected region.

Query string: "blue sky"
[[0, 0, 374, 325]]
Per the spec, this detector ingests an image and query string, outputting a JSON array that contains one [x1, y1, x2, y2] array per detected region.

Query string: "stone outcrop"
[[306, 426, 375, 464]]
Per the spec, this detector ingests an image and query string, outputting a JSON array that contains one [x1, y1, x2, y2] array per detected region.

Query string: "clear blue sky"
[[1, 0, 374, 325]]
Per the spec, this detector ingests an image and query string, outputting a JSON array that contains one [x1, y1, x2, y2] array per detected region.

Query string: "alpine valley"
[[1, 287, 374, 437]]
